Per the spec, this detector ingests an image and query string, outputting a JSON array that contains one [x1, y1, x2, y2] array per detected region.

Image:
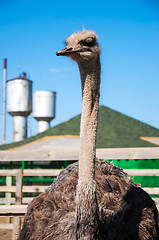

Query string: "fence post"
[[5, 176, 12, 224], [5, 176, 12, 204], [12, 169, 23, 240]]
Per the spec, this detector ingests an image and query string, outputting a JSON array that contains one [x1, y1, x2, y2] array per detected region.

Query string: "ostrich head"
[[56, 30, 101, 62]]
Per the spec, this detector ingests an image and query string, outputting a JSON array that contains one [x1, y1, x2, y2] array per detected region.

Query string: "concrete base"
[[13, 116, 27, 142], [38, 120, 50, 133]]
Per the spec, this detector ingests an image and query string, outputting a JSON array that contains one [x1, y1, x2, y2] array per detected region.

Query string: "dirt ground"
[[0, 217, 21, 240], [0, 229, 12, 240]]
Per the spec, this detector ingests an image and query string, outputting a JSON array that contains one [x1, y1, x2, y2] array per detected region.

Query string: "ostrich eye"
[[80, 37, 96, 47]]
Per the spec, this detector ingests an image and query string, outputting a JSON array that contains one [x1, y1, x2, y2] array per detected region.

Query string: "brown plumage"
[[18, 30, 159, 240]]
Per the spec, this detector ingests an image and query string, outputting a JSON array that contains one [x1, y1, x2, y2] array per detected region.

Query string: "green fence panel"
[[106, 159, 159, 188]]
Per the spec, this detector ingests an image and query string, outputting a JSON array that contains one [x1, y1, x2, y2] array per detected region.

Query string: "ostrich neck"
[[78, 56, 100, 182], [75, 56, 100, 240]]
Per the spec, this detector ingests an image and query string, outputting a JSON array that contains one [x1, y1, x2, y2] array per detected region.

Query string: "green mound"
[[0, 105, 159, 150], [96, 106, 159, 148]]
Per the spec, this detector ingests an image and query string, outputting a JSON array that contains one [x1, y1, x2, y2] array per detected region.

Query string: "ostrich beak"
[[56, 47, 73, 56], [56, 47, 87, 56]]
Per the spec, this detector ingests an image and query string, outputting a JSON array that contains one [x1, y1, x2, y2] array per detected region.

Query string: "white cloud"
[[49, 67, 72, 74], [49, 68, 60, 73]]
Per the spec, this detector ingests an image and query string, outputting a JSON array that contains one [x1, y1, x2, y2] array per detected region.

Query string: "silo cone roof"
[[0, 105, 159, 150]]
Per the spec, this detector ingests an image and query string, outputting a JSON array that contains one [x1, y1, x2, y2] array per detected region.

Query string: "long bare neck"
[[79, 56, 100, 182], [75, 56, 101, 240]]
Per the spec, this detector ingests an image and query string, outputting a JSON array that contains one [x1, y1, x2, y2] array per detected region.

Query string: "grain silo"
[[33, 91, 56, 133], [7, 73, 32, 142]]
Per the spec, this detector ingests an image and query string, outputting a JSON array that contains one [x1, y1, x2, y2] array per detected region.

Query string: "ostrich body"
[[18, 30, 159, 240]]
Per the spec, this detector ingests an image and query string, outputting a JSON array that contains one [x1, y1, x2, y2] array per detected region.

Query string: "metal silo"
[[7, 73, 32, 142], [33, 91, 56, 133]]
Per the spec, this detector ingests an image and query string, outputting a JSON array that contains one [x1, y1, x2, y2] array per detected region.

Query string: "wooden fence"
[[0, 169, 61, 205], [0, 147, 159, 239]]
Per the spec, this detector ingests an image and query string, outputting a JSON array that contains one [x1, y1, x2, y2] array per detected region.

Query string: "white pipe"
[[13, 116, 27, 142], [2, 59, 7, 144], [38, 120, 50, 133]]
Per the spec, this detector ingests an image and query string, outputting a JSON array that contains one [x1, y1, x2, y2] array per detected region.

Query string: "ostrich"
[[18, 30, 159, 240]]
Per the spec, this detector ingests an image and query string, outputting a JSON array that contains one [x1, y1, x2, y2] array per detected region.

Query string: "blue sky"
[[0, 0, 159, 144]]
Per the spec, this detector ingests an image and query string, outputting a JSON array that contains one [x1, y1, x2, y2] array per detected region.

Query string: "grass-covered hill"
[[0, 105, 159, 150]]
